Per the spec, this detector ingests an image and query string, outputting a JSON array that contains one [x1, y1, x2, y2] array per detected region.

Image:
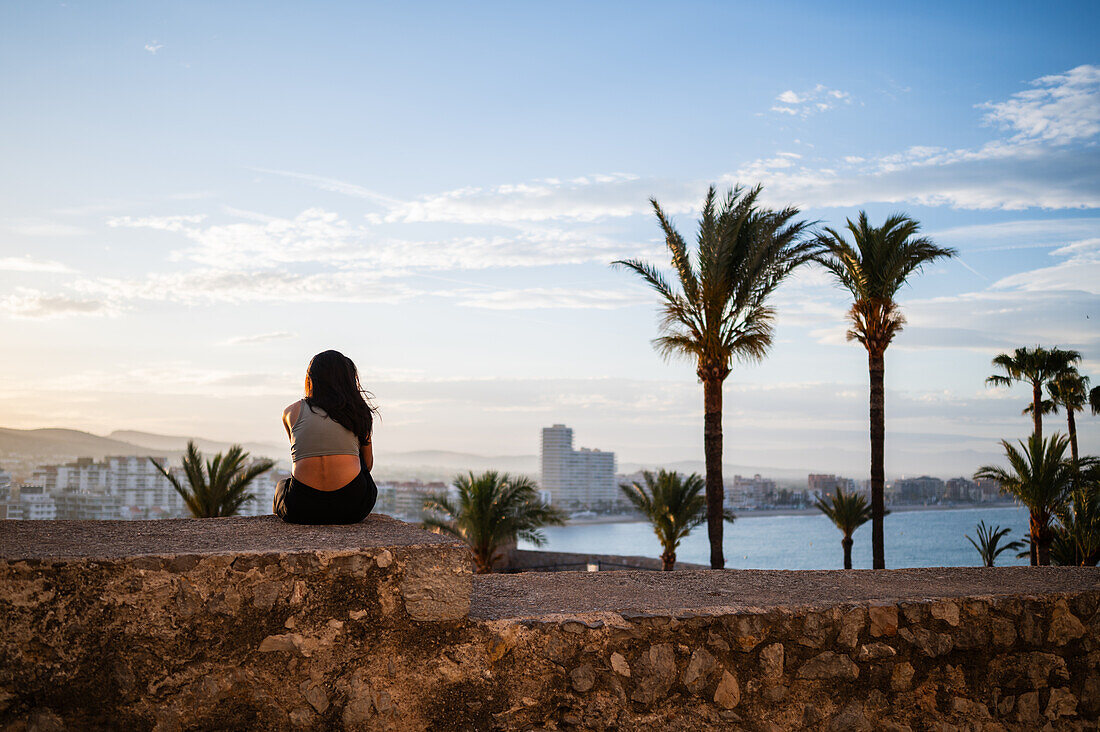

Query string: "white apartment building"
[[540, 425, 617, 510], [724, 474, 777, 510], [11, 486, 57, 521], [32, 457, 110, 494], [53, 491, 125, 520]]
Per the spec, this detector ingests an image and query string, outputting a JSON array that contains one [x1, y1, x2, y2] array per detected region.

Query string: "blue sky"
[[1, 1, 1097, 477]]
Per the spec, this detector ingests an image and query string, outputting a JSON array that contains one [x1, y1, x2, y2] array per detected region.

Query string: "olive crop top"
[[290, 399, 362, 461]]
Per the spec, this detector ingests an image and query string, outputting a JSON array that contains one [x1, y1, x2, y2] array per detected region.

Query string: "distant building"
[[375, 480, 447, 522], [239, 469, 291, 517], [807, 474, 859, 500], [895, 475, 945, 504], [974, 476, 1003, 502], [21, 455, 189, 520], [54, 491, 124, 520], [32, 457, 109, 494], [945, 477, 978, 502], [725, 474, 777, 509], [540, 425, 617, 510], [11, 486, 57, 521]]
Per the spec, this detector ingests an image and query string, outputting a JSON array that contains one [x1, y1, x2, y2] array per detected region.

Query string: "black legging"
[[273, 471, 377, 525]]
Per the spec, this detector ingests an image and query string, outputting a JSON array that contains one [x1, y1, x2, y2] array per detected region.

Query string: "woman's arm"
[[360, 439, 374, 472], [282, 401, 301, 441]]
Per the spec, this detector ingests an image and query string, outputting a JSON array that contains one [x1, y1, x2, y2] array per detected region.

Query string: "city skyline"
[[1, 2, 1098, 477]]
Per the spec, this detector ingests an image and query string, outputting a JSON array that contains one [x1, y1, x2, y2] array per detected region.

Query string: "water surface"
[[520, 506, 1031, 569]]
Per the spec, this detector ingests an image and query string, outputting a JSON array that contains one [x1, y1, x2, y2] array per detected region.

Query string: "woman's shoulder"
[[283, 399, 304, 421]]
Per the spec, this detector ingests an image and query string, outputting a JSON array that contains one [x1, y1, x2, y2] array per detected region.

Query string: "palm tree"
[[986, 346, 1081, 444], [149, 440, 274, 518], [620, 469, 733, 570], [1052, 459, 1100, 566], [1043, 369, 1092, 465], [422, 471, 566, 574], [974, 433, 1074, 566], [813, 212, 956, 569], [614, 185, 814, 568], [815, 487, 874, 569], [965, 521, 1024, 567]]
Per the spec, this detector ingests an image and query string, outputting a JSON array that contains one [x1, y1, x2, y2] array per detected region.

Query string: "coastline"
[[565, 502, 1019, 526]]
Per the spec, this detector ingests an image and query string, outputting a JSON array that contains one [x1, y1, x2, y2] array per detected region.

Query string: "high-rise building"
[[540, 425, 617, 509]]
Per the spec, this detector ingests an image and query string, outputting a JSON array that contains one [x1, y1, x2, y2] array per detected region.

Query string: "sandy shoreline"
[[566, 502, 1019, 526]]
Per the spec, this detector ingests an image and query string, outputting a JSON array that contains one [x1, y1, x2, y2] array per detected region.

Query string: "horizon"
[[1, 2, 1098, 478], [0, 422, 1039, 483]]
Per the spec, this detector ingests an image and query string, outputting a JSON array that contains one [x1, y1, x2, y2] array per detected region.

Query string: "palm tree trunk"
[[661, 549, 676, 571], [703, 376, 726, 569], [1032, 381, 1043, 443], [1067, 409, 1079, 465], [841, 535, 853, 570], [1029, 512, 1040, 566], [1037, 528, 1051, 566], [869, 351, 886, 570]]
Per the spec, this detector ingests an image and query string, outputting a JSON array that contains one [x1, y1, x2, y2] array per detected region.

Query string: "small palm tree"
[[974, 433, 1074, 566], [1052, 460, 1100, 566], [422, 471, 566, 574], [965, 521, 1024, 567], [987, 346, 1081, 444], [815, 487, 874, 569], [620, 469, 733, 570], [614, 185, 814, 568], [150, 440, 274, 518], [813, 212, 955, 569]]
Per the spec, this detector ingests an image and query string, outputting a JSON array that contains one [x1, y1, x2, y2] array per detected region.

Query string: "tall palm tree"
[[614, 185, 814, 568], [813, 212, 955, 569], [974, 433, 1074, 566], [422, 471, 566, 574], [815, 487, 874, 569], [965, 521, 1024, 567], [986, 346, 1081, 444], [620, 469, 733, 570], [150, 440, 274, 518], [1044, 369, 1092, 465]]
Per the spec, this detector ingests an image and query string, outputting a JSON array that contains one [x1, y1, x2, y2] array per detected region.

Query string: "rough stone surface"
[[797, 651, 860, 680], [759, 642, 785, 680], [713, 670, 740, 709], [2, 518, 1100, 731]]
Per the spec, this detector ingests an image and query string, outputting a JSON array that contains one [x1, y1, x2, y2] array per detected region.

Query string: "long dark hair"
[[304, 350, 376, 444]]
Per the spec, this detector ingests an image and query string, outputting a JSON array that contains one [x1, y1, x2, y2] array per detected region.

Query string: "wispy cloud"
[[144, 42, 164, 54], [73, 268, 421, 306], [6, 220, 88, 237], [224, 331, 298, 345], [0, 257, 72, 273], [771, 84, 852, 117], [107, 207, 656, 271], [2, 288, 113, 319], [447, 286, 650, 310]]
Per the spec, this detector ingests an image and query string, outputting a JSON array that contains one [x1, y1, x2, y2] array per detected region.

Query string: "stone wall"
[[2, 516, 1099, 731]]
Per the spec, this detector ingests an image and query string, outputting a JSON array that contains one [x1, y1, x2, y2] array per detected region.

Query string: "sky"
[[1, 1, 1098, 478]]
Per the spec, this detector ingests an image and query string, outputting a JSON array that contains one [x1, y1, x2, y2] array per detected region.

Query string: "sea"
[[518, 505, 1032, 569]]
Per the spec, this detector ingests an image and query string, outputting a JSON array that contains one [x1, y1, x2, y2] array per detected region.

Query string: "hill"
[[0, 427, 172, 460], [109, 431, 285, 460]]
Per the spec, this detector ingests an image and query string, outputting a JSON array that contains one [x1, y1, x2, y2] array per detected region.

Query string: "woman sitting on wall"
[[274, 350, 378, 524]]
